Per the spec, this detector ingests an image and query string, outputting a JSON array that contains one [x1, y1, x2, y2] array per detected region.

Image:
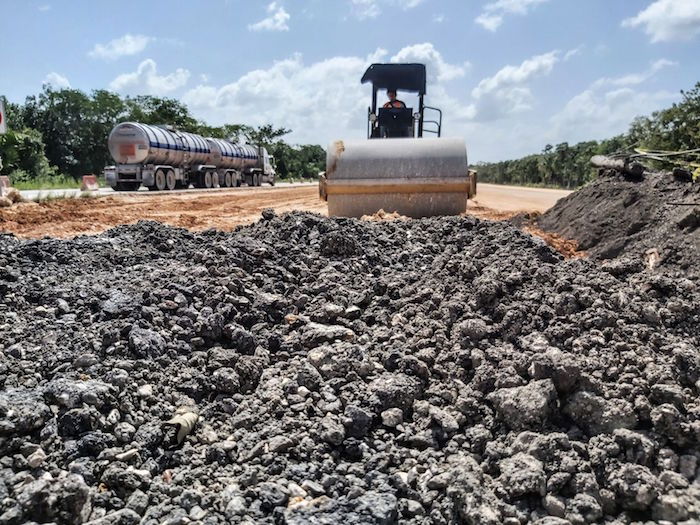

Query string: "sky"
[[1, 0, 699, 162]]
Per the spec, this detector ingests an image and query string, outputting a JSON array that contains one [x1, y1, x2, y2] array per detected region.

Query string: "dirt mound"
[[0, 213, 698, 524], [537, 170, 700, 280]]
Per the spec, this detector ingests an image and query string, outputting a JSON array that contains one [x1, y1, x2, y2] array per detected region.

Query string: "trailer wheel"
[[204, 171, 213, 189], [224, 172, 233, 188], [166, 170, 176, 191], [154, 169, 167, 191], [255, 174, 261, 187]]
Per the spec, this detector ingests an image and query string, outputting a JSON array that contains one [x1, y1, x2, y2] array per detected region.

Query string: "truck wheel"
[[224, 172, 232, 188], [166, 170, 176, 191], [255, 174, 261, 187], [154, 169, 167, 191], [122, 182, 140, 192], [204, 171, 213, 189]]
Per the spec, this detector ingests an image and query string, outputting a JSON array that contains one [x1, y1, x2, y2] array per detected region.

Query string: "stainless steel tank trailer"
[[104, 122, 276, 191]]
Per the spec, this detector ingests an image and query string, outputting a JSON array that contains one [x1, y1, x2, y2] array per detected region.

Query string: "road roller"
[[319, 63, 472, 218]]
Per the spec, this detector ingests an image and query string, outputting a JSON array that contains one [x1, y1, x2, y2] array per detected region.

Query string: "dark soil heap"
[[0, 213, 698, 525], [537, 171, 699, 281]]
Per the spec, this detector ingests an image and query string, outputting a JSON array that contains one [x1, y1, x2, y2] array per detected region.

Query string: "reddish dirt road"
[[0, 183, 571, 240]]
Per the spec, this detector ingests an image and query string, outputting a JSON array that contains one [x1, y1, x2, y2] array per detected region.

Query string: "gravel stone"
[[488, 379, 557, 430], [0, 213, 697, 524], [380, 408, 403, 427]]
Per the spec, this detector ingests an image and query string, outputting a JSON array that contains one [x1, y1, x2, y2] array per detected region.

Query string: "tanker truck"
[[104, 122, 275, 191]]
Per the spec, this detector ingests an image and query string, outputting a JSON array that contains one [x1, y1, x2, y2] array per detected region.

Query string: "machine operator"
[[383, 89, 406, 109]]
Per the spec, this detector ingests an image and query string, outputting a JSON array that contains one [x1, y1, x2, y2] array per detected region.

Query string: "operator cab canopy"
[[361, 63, 427, 96]]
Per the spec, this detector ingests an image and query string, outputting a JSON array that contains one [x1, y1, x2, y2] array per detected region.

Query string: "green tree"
[[245, 124, 291, 146], [22, 87, 96, 177], [269, 142, 325, 179], [0, 127, 56, 182], [628, 82, 700, 151]]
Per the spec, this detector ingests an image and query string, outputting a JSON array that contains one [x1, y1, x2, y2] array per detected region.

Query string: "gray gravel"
[[0, 211, 698, 524]]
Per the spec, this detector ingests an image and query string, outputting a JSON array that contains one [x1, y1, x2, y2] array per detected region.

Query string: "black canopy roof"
[[361, 63, 427, 95]]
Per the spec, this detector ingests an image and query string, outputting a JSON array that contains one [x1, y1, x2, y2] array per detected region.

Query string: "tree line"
[[474, 82, 700, 188], [0, 87, 325, 184], [3, 82, 698, 189]]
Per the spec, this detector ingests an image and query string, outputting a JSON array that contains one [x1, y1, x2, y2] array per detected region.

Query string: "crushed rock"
[[0, 212, 698, 524]]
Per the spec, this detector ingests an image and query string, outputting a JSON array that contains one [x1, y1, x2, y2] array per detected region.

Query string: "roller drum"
[[324, 137, 469, 218]]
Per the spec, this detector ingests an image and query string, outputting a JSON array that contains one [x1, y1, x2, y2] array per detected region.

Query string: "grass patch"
[[278, 176, 318, 183], [13, 175, 82, 191]]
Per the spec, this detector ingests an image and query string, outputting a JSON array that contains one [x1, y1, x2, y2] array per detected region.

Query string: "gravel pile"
[[0, 212, 698, 525], [537, 170, 700, 281]]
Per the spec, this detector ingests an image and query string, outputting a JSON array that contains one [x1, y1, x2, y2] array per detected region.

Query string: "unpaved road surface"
[[470, 183, 571, 213], [1, 183, 570, 239]]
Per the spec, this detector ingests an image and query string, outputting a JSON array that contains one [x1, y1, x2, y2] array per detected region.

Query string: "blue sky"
[[1, 0, 699, 162]]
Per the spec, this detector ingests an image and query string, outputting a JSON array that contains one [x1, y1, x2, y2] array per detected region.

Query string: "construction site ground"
[[0, 182, 571, 239]]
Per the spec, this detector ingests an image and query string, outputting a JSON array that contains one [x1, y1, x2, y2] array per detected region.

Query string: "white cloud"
[[38, 4, 50, 12], [391, 42, 470, 83], [473, 51, 558, 97], [173, 42, 678, 164], [563, 46, 583, 62], [470, 51, 558, 119], [433, 14, 445, 23], [475, 14, 503, 31], [89, 34, 151, 60], [550, 59, 678, 145], [182, 52, 373, 146], [43, 72, 70, 89], [476, 0, 549, 31], [551, 87, 675, 144], [351, 0, 381, 19], [109, 59, 190, 95], [248, 2, 290, 32], [622, 0, 700, 42], [349, 0, 423, 19], [180, 43, 470, 145], [591, 58, 676, 88]]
